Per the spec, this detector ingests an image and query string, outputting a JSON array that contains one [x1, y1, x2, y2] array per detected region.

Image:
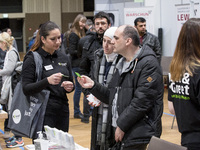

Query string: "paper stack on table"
[[44, 125, 89, 150]]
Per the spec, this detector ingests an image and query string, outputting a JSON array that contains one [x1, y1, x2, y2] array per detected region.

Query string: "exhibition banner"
[[124, 7, 155, 34], [175, 3, 200, 38]]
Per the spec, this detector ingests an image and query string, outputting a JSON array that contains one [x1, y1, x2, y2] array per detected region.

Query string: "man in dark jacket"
[[79, 11, 111, 123], [134, 17, 162, 64], [78, 25, 163, 150]]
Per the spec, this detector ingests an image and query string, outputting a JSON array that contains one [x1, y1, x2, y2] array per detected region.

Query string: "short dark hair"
[[134, 17, 146, 26], [123, 25, 140, 46], [93, 11, 110, 25]]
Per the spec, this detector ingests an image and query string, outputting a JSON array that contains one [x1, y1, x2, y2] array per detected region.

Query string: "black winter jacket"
[[78, 31, 95, 60], [142, 31, 162, 64], [79, 33, 102, 77], [89, 45, 164, 148], [68, 32, 81, 67]]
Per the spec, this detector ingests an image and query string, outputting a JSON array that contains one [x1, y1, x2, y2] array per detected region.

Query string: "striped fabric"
[[96, 54, 118, 147]]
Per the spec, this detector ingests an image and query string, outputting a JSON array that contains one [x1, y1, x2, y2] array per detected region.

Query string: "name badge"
[[44, 65, 53, 71]]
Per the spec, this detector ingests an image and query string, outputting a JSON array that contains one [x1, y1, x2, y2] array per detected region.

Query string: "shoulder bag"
[[8, 51, 50, 139]]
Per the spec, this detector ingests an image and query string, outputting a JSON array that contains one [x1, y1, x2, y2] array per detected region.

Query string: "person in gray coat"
[[0, 32, 23, 148]]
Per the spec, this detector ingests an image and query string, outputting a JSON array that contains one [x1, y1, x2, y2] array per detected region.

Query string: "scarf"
[[96, 53, 118, 149]]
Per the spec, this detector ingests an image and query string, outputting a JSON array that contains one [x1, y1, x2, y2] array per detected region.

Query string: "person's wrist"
[[90, 80, 95, 90], [47, 77, 51, 84], [91, 80, 94, 87]]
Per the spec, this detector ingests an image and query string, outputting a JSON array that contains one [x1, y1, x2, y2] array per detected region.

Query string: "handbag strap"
[[32, 51, 43, 81]]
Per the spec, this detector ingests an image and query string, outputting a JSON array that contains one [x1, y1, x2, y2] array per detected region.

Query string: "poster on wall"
[[175, 3, 200, 38], [124, 7, 155, 34], [94, 10, 119, 27]]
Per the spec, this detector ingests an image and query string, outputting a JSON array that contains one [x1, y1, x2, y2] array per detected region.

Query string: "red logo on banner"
[[177, 14, 190, 21], [126, 13, 149, 17]]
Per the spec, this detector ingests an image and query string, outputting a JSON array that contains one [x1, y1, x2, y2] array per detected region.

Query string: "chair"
[[171, 115, 176, 129], [147, 136, 187, 150]]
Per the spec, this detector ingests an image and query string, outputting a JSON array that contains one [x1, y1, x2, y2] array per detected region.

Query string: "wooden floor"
[[0, 88, 181, 149]]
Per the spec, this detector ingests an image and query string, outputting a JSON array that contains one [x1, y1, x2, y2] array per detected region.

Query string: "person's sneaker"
[[81, 117, 89, 123], [74, 113, 84, 119], [5, 136, 15, 144], [3, 131, 10, 139], [6, 138, 24, 148]]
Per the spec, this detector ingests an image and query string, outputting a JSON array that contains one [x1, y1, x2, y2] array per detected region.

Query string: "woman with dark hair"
[[22, 21, 74, 137], [68, 14, 86, 119], [168, 18, 200, 150]]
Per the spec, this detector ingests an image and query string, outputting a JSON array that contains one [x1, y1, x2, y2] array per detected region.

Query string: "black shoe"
[[74, 113, 84, 119], [81, 117, 89, 123]]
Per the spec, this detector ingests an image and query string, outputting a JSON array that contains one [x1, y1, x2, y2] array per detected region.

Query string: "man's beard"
[[139, 30, 146, 36], [97, 32, 104, 38]]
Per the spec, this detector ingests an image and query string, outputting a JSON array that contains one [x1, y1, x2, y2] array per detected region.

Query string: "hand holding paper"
[[87, 94, 100, 107]]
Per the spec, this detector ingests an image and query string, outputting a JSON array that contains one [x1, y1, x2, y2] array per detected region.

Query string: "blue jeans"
[[72, 67, 82, 115]]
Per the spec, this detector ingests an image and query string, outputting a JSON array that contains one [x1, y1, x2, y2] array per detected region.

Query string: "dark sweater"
[[21, 47, 74, 101], [168, 69, 200, 146], [68, 32, 81, 68]]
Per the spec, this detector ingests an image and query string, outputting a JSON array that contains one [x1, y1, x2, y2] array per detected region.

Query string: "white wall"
[[161, 0, 181, 56], [160, 0, 200, 56], [95, 0, 200, 56], [95, 0, 141, 26]]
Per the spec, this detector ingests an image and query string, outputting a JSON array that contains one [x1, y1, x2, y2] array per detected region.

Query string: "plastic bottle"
[[0, 104, 2, 113], [34, 131, 43, 150], [34, 131, 48, 150]]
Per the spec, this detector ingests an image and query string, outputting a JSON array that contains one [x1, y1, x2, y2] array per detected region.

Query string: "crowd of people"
[[0, 11, 199, 150]]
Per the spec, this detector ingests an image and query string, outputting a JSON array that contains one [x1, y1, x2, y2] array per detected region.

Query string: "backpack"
[[28, 37, 36, 51], [0, 50, 22, 104], [11, 50, 23, 91]]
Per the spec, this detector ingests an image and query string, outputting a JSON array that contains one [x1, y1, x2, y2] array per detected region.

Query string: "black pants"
[[183, 143, 200, 150], [111, 127, 147, 150], [4, 117, 10, 132], [43, 98, 69, 132], [83, 95, 92, 118], [3, 104, 10, 132]]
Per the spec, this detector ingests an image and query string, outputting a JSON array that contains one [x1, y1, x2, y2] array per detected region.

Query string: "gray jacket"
[[142, 31, 161, 64], [0, 48, 19, 111]]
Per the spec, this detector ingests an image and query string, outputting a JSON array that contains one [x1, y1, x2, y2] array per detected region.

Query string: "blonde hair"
[[170, 18, 200, 81], [0, 32, 14, 48]]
